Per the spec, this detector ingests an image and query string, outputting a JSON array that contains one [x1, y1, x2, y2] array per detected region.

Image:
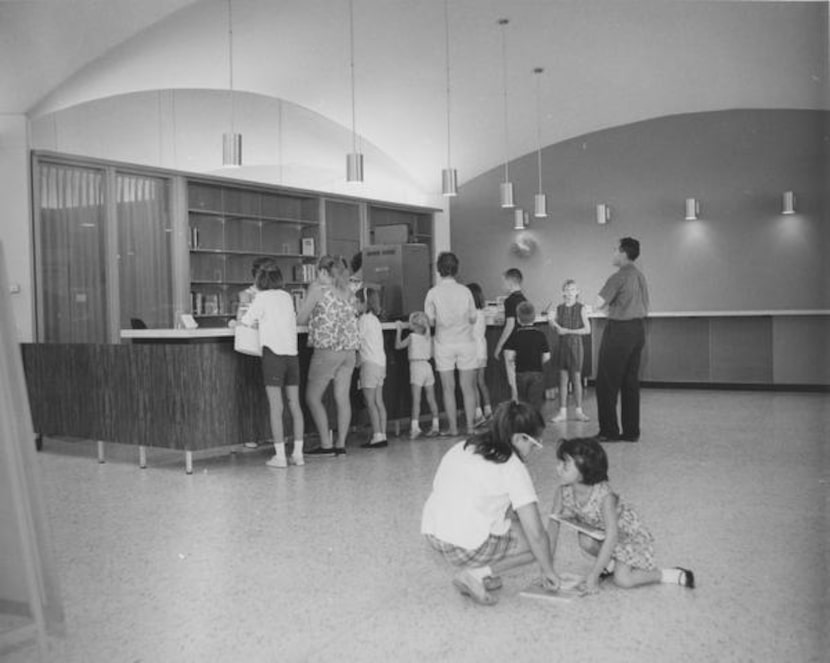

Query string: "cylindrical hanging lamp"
[[222, 0, 242, 167], [223, 132, 242, 168], [498, 18, 514, 208], [346, 0, 364, 182], [532, 67, 547, 217], [441, 0, 457, 196], [513, 208, 525, 230]]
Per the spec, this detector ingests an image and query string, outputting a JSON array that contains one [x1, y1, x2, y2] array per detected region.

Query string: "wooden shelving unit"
[[187, 183, 320, 325]]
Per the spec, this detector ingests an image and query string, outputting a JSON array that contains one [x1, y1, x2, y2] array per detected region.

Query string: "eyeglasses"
[[519, 433, 543, 449]]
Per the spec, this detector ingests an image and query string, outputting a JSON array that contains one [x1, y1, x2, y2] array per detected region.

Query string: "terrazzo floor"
[[3, 390, 828, 663]]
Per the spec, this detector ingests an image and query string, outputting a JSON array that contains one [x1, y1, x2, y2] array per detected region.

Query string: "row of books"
[[191, 291, 225, 316], [190, 289, 307, 317], [188, 226, 316, 256], [292, 264, 318, 283]]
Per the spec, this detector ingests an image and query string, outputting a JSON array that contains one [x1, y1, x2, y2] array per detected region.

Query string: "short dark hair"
[[251, 256, 271, 278], [465, 401, 545, 464], [436, 252, 459, 277], [619, 237, 640, 261], [516, 301, 536, 325], [503, 268, 523, 284], [255, 264, 284, 291], [556, 437, 609, 485], [467, 282, 485, 310], [350, 251, 363, 274], [356, 286, 382, 316]]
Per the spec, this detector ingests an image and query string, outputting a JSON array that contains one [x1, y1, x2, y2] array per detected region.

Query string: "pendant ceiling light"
[[346, 0, 363, 182], [532, 67, 547, 218], [222, 0, 241, 167], [441, 0, 457, 196], [498, 18, 514, 208]]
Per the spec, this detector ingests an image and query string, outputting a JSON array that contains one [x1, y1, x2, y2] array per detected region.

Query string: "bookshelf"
[[188, 183, 320, 325]]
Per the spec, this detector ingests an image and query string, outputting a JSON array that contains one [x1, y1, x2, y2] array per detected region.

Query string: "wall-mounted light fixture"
[[782, 191, 796, 215], [513, 208, 526, 230], [684, 198, 700, 221], [596, 204, 610, 225], [222, 0, 242, 167]]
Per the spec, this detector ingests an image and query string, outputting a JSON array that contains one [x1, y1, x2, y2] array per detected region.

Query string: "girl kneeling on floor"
[[550, 437, 695, 593], [421, 401, 560, 606]]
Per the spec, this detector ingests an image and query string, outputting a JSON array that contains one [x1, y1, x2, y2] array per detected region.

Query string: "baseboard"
[[585, 380, 830, 393]]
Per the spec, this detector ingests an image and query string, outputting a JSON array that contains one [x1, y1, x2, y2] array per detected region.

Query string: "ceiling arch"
[[5, 0, 827, 189]]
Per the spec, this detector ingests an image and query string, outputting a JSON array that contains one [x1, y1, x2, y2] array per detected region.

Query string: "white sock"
[[372, 433, 384, 443], [661, 568, 682, 584], [411, 419, 420, 431], [273, 442, 287, 461], [431, 417, 440, 429], [292, 439, 304, 456], [467, 566, 492, 581], [474, 407, 484, 419], [483, 405, 492, 416]]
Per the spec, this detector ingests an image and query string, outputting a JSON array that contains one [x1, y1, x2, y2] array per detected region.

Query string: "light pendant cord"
[[535, 67, 543, 193], [444, 0, 452, 169], [349, 0, 358, 153], [499, 18, 510, 184], [227, 0, 235, 133]]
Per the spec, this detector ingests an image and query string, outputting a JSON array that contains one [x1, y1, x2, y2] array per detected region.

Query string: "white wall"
[[0, 116, 33, 341]]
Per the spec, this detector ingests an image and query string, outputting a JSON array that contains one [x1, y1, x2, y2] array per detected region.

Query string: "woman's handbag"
[[234, 323, 262, 356]]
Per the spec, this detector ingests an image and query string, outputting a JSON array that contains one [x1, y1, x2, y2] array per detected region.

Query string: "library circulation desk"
[[21, 310, 827, 473]]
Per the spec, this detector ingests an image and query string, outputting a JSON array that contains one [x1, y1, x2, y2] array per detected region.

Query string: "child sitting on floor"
[[395, 312, 440, 439], [421, 401, 560, 606], [549, 437, 695, 593]]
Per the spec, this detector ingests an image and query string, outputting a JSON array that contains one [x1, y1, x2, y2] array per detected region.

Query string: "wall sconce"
[[513, 208, 526, 230], [782, 191, 796, 215], [596, 204, 610, 225], [684, 198, 700, 221]]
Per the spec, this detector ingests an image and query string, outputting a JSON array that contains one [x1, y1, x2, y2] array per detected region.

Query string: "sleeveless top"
[[308, 288, 359, 352], [408, 331, 432, 361], [556, 302, 584, 349]]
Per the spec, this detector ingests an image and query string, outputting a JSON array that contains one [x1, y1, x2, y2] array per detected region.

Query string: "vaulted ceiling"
[[2, 0, 827, 188]]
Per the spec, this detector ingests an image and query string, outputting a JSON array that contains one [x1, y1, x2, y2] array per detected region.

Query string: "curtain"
[[116, 174, 173, 328], [38, 163, 108, 343]]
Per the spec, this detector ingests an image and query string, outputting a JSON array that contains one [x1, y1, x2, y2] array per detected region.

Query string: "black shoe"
[[360, 440, 388, 449], [333, 447, 347, 457], [594, 434, 621, 443], [620, 435, 640, 442], [306, 447, 337, 457], [676, 567, 695, 589]]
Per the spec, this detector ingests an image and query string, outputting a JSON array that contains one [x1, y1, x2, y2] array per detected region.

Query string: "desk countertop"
[[121, 309, 830, 340]]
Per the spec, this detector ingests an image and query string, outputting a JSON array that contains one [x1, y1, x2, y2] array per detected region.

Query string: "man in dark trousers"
[[592, 237, 649, 442]]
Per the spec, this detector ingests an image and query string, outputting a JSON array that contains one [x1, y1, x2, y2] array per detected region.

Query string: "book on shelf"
[[189, 226, 200, 249], [301, 237, 315, 256], [292, 264, 317, 283]]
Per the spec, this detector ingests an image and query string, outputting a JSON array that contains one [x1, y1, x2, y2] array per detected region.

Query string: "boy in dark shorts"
[[503, 301, 550, 413]]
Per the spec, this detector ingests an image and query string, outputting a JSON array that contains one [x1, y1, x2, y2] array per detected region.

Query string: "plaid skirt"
[[425, 531, 517, 567]]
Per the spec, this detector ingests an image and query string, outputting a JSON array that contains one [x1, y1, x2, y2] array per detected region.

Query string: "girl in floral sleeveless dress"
[[549, 437, 695, 593]]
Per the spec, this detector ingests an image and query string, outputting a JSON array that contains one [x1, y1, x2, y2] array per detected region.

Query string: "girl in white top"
[[356, 287, 388, 449], [467, 283, 492, 425], [395, 311, 440, 439], [240, 263, 304, 468], [421, 401, 561, 606]]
